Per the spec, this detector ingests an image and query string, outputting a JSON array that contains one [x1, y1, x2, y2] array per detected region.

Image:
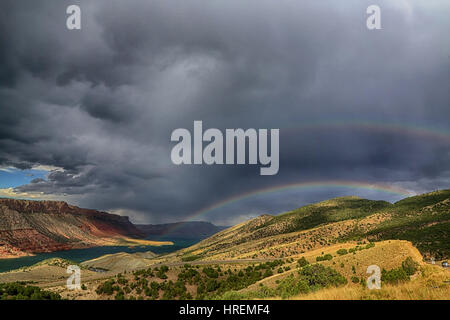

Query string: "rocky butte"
[[0, 198, 145, 258]]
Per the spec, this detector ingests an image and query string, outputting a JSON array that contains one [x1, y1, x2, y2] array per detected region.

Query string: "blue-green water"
[[0, 237, 199, 273]]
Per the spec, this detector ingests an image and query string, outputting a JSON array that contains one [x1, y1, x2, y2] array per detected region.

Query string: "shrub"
[[160, 265, 169, 273], [263, 269, 273, 277], [276, 274, 310, 299], [206, 279, 219, 292], [298, 264, 347, 289], [0, 282, 61, 300], [96, 279, 115, 295], [380, 257, 419, 284], [203, 267, 219, 279], [365, 243, 375, 249], [158, 273, 168, 280], [157, 266, 169, 279], [297, 257, 309, 267], [316, 254, 333, 261], [273, 264, 347, 299], [381, 267, 409, 284], [401, 257, 419, 276], [337, 249, 348, 256]]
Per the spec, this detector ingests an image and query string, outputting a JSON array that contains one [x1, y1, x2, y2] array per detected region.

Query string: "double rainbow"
[[162, 180, 413, 236], [164, 119, 448, 234]]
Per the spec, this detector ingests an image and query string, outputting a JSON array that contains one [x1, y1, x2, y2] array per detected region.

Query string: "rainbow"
[[163, 180, 414, 235], [163, 119, 448, 234]]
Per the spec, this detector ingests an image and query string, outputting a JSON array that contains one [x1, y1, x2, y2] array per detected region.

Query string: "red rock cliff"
[[0, 198, 144, 258]]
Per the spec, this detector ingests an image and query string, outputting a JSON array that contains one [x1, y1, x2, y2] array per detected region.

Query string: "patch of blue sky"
[[0, 168, 48, 188]]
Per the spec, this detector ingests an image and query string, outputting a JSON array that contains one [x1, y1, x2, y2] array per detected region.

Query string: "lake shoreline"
[[0, 237, 198, 274], [0, 237, 173, 261]]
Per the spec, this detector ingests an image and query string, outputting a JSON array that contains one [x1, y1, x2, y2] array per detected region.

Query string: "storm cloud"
[[0, 0, 449, 224]]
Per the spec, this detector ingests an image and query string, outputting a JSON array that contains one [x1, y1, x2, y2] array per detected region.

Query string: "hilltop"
[[365, 190, 450, 260], [153, 190, 449, 263]]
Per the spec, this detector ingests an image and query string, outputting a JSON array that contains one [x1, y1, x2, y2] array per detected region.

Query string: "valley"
[[0, 189, 448, 300]]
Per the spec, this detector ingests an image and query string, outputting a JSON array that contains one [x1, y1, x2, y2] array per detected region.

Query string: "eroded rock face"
[[0, 198, 144, 258]]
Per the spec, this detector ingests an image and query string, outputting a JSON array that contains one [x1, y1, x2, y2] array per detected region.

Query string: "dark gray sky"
[[0, 0, 449, 225]]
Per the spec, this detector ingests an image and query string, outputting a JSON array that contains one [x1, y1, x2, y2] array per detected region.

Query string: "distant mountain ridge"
[[136, 221, 228, 240], [0, 198, 145, 258]]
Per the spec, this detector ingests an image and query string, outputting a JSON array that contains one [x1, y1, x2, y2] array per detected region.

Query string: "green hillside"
[[265, 196, 392, 233], [179, 189, 449, 261], [364, 190, 450, 259], [258, 190, 450, 259]]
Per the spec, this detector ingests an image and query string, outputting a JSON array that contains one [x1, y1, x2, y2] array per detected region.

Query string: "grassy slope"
[[187, 190, 450, 260], [268, 196, 391, 232], [242, 240, 424, 292], [159, 190, 447, 266], [44, 239, 449, 300], [231, 240, 449, 300], [363, 190, 450, 259], [168, 197, 393, 261], [292, 263, 450, 300]]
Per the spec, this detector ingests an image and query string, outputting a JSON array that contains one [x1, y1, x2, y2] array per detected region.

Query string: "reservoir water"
[[0, 237, 199, 273]]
